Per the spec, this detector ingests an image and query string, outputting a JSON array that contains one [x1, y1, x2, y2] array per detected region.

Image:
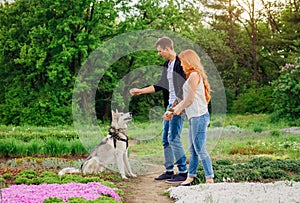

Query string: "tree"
[[0, 0, 122, 125]]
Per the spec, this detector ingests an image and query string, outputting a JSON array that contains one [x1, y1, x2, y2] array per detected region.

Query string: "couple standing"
[[130, 36, 214, 186]]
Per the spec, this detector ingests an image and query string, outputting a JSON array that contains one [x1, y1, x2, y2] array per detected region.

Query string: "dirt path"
[[121, 168, 175, 203], [120, 140, 175, 203]]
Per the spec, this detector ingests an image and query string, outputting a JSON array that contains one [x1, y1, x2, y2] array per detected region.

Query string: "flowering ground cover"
[[0, 157, 125, 203], [168, 181, 300, 203], [1, 182, 121, 203]]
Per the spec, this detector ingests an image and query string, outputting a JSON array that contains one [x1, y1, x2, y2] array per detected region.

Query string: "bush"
[[271, 57, 300, 121], [270, 130, 281, 137], [211, 120, 223, 127], [0, 131, 79, 141], [0, 136, 87, 157], [232, 85, 273, 114], [194, 157, 300, 184], [253, 125, 263, 133], [43, 197, 64, 203]]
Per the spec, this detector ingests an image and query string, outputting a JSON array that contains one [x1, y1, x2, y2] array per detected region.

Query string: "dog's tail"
[[58, 167, 80, 176]]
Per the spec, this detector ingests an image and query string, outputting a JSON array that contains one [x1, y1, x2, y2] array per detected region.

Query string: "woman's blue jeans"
[[188, 112, 214, 179], [162, 104, 187, 173]]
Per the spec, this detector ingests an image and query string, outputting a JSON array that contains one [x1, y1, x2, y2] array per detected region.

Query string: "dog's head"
[[111, 109, 132, 129]]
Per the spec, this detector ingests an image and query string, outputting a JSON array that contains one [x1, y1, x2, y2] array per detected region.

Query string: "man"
[[130, 36, 187, 183]]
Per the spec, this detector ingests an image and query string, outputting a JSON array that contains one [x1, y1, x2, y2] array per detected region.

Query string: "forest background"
[[0, 0, 299, 126]]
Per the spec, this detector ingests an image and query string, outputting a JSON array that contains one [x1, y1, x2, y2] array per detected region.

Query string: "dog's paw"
[[121, 175, 128, 179], [130, 173, 137, 178], [58, 167, 80, 176]]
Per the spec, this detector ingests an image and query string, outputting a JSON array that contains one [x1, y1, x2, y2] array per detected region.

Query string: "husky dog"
[[59, 110, 136, 179]]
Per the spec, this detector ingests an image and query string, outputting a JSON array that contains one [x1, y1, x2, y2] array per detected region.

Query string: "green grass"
[[0, 114, 299, 197], [223, 114, 290, 131], [211, 133, 300, 160], [126, 121, 164, 139], [0, 114, 299, 162], [195, 157, 300, 183], [130, 114, 299, 164]]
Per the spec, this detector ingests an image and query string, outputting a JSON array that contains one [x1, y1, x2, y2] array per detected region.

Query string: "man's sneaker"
[[165, 173, 187, 183], [154, 172, 174, 181]]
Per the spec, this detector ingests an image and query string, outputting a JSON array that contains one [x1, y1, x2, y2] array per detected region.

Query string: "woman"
[[164, 49, 214, 186]]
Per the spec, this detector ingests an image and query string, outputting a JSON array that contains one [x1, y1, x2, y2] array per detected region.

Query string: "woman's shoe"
[[205, 178, 214, 184], [176, 178, 194, 187], [176, 182, 192, 187]]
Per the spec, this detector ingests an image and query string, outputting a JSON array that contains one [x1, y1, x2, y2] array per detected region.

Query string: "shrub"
[[211, 120, 223, 127], [0, 138, 18, 156], [195, 157, 300, 184], [68, 140, 87, 155], [2, 173, 13, 179], [16, 170, 37, 178], [0, 176, 5, 185], [232, 85, 274, 114], [271, 57, 300, 121], [0, 136, 87, 157], [270, 130, 281, 137], [215, 159, 232, 165], [43, 198, 64, 203], [253, 125, 263, 133], [0, 130, 79, 141]]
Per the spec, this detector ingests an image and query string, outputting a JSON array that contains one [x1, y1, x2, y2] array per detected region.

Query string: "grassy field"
[[127, 114, 300, 164], [0, 114, 299, 162], [0, 114, 299, 197]]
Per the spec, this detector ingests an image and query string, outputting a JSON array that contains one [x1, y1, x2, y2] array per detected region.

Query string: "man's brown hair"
[[155, 36, 174, 50]]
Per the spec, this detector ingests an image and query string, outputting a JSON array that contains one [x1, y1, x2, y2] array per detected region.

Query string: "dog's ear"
[[111, 110, 115, 115], [116, 109, 119, 113]]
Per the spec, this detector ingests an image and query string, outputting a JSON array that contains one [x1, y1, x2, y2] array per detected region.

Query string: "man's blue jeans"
[[162, 104, 187, 173], [187, 112, 214, 179]]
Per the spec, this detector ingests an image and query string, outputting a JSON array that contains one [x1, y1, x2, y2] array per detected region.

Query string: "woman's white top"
[[183, 74, 208, 119]]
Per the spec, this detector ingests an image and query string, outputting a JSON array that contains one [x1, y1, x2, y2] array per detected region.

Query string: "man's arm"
[[130, 85, 155, 96]]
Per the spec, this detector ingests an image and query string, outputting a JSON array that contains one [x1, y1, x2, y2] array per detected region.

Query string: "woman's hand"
[[173, 108, 182, 116], [162, 110, 173, 121]]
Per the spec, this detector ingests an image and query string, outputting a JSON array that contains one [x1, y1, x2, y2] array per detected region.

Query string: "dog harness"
[[109, 126, 129, 149]]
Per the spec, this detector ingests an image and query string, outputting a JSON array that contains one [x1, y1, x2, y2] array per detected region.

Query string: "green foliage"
[[44, 137, 67, 156], [271, 58, 300, 122], [14, 170, 37, 184], [0, 128, 79, 141], [253, 125, 263, 133], [60, 174, 86, 184], [232, 85, 273, 114], [0, 138, 26, 157], [43, 196, 120, 203], [0, 137, 87, 157], [0, 0, 299, 126], [211, 120, 223, 127], [17, 170, 37, 178], [270, 130, 281, 137], [195, 157, 300, 184], [0, 176, 5, 185], [278, 3, 300, 61], [2, 173, 13, 179], [33, 171, 61, 184], [211, 115, 299, 159], [13, 169, 117, 188], [43, 198, 65, 203], [224, 114, 288, 130], [0, 0, 121, 126]]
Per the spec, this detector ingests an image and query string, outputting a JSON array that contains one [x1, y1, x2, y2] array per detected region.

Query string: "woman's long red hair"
[[179, 49, 211, 103]]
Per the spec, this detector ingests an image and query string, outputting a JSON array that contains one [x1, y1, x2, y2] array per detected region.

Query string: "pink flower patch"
[[1, 182, 121, 202]]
